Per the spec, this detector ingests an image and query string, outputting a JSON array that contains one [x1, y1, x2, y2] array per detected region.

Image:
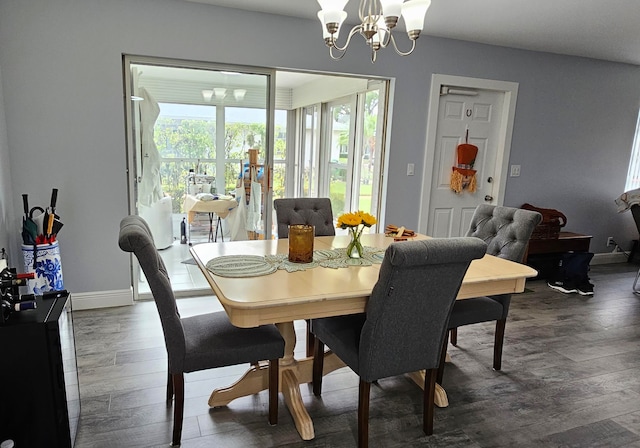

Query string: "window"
[[625, 111, 640, 191]]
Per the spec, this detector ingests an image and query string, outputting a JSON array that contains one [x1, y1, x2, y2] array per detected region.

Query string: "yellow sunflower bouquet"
[[336, 211, 377, 258]]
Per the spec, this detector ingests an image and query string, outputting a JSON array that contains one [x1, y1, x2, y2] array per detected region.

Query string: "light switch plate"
[[407, 163, 415, 176]]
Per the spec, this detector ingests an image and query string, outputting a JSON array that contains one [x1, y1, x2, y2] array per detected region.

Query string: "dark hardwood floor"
[[73, 263, 640, 447]]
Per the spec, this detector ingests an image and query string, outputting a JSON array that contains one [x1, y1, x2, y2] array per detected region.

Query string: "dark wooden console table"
[[0, 292, 79, 447], [524, 231, 592, 263]]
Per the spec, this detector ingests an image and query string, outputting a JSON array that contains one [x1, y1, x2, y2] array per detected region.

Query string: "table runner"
[[205, 246, 386, 278]]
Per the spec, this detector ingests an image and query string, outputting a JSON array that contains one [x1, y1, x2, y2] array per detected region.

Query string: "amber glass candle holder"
[[288, 225, 314, 263]]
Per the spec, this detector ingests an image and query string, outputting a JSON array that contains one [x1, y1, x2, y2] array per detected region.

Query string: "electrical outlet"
[[607, 237, 614, 247]]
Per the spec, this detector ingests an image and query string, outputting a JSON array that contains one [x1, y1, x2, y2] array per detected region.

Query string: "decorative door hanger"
[[450, 129, 478, 194]]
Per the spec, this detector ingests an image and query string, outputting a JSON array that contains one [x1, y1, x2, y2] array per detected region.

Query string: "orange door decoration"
[[450, 130, 478, 194]]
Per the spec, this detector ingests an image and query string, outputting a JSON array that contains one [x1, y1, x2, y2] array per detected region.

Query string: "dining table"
[[190, 233, 538, 441]]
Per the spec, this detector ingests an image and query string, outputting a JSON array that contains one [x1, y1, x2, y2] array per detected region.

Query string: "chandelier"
[[317, 0, 431, 63]]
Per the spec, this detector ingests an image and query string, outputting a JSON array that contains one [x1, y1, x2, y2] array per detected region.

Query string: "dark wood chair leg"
[[312, 337, 325, 397], [171, 373, 185, 447], [166, 367, 174, 405], [437, 330, 450, 385], [306, 320, 315, 358], [358, 379, 371, 448], [268, 359, 279, 425], [423, 368, 437, 436], [493, 318, 506, 371], [450, 327, 458, 346]]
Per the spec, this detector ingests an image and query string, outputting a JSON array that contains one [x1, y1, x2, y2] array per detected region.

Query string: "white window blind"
[[625, 112, 640, 192]]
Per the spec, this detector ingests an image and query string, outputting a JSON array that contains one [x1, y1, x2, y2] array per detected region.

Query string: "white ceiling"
[[185, 0, 640, 66]]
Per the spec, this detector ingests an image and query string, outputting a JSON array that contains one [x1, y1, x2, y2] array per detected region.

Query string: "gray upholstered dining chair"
[[273, 197, 335, 238], [438, 204, 542, 384], [274, 197, 335, 356], [311, 237, 487, 447], [118, 215, 285, 447]]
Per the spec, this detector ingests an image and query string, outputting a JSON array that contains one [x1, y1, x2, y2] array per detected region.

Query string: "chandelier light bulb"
[[401, 0, 431, 33], [317, 0, 349, 24], [379, 0, 403, 20]]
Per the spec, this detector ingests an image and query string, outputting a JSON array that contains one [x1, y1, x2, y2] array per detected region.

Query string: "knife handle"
[[50, 188, 58, 209]]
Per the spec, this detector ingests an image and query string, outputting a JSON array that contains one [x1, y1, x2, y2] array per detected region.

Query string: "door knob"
[[484, 195, 493, 202]]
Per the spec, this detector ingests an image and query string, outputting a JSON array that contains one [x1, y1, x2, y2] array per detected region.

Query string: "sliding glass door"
[[320, 84, 386, 227], [124, 56, 274, 297]]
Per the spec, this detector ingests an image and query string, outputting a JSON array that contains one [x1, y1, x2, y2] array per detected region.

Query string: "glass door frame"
[[122, 55, 276, 297]]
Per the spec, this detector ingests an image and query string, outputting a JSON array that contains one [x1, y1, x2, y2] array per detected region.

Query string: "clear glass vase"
[[346, 228, 363, 259]]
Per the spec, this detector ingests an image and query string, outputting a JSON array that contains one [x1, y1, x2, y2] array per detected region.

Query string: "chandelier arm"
[[389, 33, 418, 56], [329, 45, 348, 60], [378, 28, 393, 49], [332, 24, 363, 52]]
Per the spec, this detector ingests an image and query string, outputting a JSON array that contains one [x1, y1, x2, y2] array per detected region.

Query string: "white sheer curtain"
[[138, 87, 164, 206]]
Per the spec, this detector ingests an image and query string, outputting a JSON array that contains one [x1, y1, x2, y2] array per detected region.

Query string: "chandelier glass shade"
[[317, 0, 431, 62]]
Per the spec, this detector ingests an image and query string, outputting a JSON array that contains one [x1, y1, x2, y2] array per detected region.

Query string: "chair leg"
[[312, 337, 325, 397], [358, 379, 371, 448], [166, 368, 174, 405], [493, 318, 506, 371], [437, 330, 450, 385], [268, 359, 279, 425], [423, 368, 437, 436], [450, 327, 458, 346], [306, 319, 315, 358], [634, 267, 640, 294], [171, 373, 185, 447]]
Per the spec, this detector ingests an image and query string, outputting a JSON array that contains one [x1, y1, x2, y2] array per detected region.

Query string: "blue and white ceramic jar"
[[21, 241, 64, 294]]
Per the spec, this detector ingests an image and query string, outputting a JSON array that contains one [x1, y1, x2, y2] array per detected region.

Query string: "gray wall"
[[0, 65, 12, 264], [0, 0, 639, 295]]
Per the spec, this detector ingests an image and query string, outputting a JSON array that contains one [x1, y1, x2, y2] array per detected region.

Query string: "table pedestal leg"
[[208, 322, 344, 440], [281, 369, 314, 440], [208, 362, 269, 407], [407, 371, 449, 408]]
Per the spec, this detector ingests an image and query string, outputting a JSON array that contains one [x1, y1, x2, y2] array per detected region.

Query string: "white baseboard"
[[591, 252, 628, 265], [71, 288, 134, 311]]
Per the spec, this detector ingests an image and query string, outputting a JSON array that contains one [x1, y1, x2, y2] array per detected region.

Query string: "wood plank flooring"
[[72, 263, 640, 447]]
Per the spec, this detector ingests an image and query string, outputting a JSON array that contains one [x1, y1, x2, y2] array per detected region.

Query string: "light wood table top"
[[190, 233, 538, 328]]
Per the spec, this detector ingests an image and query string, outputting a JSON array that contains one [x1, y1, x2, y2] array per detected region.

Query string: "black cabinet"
[[0, 293, 79, 447]]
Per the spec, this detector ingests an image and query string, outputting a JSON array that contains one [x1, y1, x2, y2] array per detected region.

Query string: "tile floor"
[[72, 262, 640, 447]]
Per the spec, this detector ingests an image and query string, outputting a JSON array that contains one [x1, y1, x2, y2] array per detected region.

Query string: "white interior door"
[[419, 75, 519, 238], [428, 88, 504, 237]]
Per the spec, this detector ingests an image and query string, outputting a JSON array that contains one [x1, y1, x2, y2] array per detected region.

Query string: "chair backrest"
[[273, 198, 335, 238], [465, 204, 542, 263], [358, 237, 487, 382], [118, 215, 187, 372]]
